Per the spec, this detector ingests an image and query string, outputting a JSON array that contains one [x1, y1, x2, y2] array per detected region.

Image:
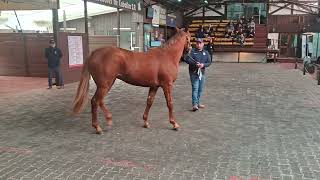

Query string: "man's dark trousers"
[[48, 66, 63, 87]]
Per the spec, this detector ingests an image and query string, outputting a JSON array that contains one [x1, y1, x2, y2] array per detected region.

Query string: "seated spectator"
[[206, 24, 215, 37], [235, 20, 242, 31], [239, 33, 245, 46], [249, 19, 256, 31], [248, 28, 255, 38], [230, 31, 236, 39], [226, 22, 234, 34], [240, 16, 247, 24], [196, 25, 206, 38], [224, 30, 231, 38]]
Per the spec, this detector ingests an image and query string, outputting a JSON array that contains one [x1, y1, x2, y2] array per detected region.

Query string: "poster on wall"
[[152, 5, 160, 25], [166, 14, 176, 27], [159, 7, 166, 25], [68, 36, 84, 68], [0, 0, 58, 10]]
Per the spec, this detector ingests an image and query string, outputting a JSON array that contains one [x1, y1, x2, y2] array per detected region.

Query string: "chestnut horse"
[[72, 28, 191, 134]]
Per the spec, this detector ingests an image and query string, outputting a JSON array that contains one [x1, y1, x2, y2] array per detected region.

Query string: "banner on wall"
[[152, 5, 160, 25], [166, 14, 176, 27], [88, 0, 142, 11], [0, 0, 58, 10]]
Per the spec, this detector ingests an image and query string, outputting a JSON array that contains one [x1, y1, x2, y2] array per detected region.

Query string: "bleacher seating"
[[189, 19, 255, 47]]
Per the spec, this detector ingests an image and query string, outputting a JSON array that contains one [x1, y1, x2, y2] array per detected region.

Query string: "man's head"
[[49, 39, 56, 47], [195, 38, 204, 50]]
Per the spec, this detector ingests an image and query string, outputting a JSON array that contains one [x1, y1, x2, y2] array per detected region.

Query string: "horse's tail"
[[72, 56, 91, 115]]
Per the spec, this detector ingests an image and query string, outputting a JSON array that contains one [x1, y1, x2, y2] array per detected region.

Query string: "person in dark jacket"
[[45, 39, 63, 89], [206, 37, 214, 58], [184, 38, 212, 111]]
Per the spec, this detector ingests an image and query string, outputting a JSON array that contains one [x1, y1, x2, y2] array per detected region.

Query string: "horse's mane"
[[162, 31, 185, 49]]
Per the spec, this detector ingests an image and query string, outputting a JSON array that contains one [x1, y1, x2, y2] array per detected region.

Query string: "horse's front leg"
[[143, 87, 159, 128], [162, 83, 180, 130]]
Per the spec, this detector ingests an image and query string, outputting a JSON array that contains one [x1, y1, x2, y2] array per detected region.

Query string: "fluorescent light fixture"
[[112, 27, 132, 30], [60, 28, 77, 31], [152, 24, 159, 27]]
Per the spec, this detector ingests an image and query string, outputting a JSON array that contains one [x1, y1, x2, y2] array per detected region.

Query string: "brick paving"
[[0, 76, 48, 96], [1, 63, 320, 180]]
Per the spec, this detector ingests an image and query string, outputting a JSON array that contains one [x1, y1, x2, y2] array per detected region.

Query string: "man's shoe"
[[199, 104, 205, 108], [47, 86, 52, 89], [57, 85, 64, 89], [192, 106, 199, 112]]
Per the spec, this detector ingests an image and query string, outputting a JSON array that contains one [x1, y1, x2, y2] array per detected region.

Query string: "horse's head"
[[175, 27, 192, 54]]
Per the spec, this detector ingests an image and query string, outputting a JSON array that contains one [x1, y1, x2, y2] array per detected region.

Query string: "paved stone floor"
[[0, 76, 47, 96], [1, 63, 320, 180]]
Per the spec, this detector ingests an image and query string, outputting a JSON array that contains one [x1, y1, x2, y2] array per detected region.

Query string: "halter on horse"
[[73, 28, 191, 134]]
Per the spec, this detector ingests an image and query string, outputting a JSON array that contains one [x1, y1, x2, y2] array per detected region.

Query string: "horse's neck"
[[166, 38, 185, 65]]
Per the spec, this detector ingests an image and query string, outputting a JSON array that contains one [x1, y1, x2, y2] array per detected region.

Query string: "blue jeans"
[[48, 67, 63, 87], [190, 72, 206, 107]]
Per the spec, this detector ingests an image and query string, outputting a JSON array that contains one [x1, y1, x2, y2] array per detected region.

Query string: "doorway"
[[279, 33, 298, 57]]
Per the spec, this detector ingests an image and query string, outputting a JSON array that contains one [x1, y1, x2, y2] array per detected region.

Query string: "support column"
[[63, 10, 67, 32], [202, 6, 205, 23], [52, 8, 59, 44], [84, 0, 89, 34], [318, 0, 320, 15], [117, 8, 121, 48], [84, 0, 89, 54]]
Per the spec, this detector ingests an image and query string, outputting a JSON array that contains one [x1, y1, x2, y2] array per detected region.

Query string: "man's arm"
[[57, 48, 63, 58], [183, 49, 197, 66]]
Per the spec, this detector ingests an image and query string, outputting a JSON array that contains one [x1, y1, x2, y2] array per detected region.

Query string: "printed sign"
[[88, 0, 142, 11], [68, 36, 84, 67]]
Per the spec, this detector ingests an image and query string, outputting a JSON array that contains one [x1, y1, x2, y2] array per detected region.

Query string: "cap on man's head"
[[49, 39, 55, 44], [196, 38, 203, 43]]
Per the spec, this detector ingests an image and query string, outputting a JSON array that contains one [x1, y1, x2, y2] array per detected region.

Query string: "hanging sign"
[[88, 0, 142, 11]]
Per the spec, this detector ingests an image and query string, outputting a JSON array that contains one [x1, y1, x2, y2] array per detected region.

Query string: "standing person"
[[184, 38, 212, 111], [206, 37, 214, 58], [45, 39, 64, 89]]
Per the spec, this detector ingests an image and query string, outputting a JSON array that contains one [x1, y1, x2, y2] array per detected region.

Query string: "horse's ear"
[[181, 27, 189, 33], [175, 27, 180, 32]]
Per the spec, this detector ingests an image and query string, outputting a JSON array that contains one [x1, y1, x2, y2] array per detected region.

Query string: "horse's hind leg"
[[99, 80, 115, 127], [91, 89, 103, 134], [143, 87, 158, 128], [91, 81, 114, 134], [162, 83, 180, 130]]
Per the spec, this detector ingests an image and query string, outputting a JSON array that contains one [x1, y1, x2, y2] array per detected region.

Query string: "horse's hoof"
[[107, 121, 113, 127], [96, 131, 103, 135], [96, 126, 103, 135], [173, 124, 180, 131], [143, 124, 150, 128]]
